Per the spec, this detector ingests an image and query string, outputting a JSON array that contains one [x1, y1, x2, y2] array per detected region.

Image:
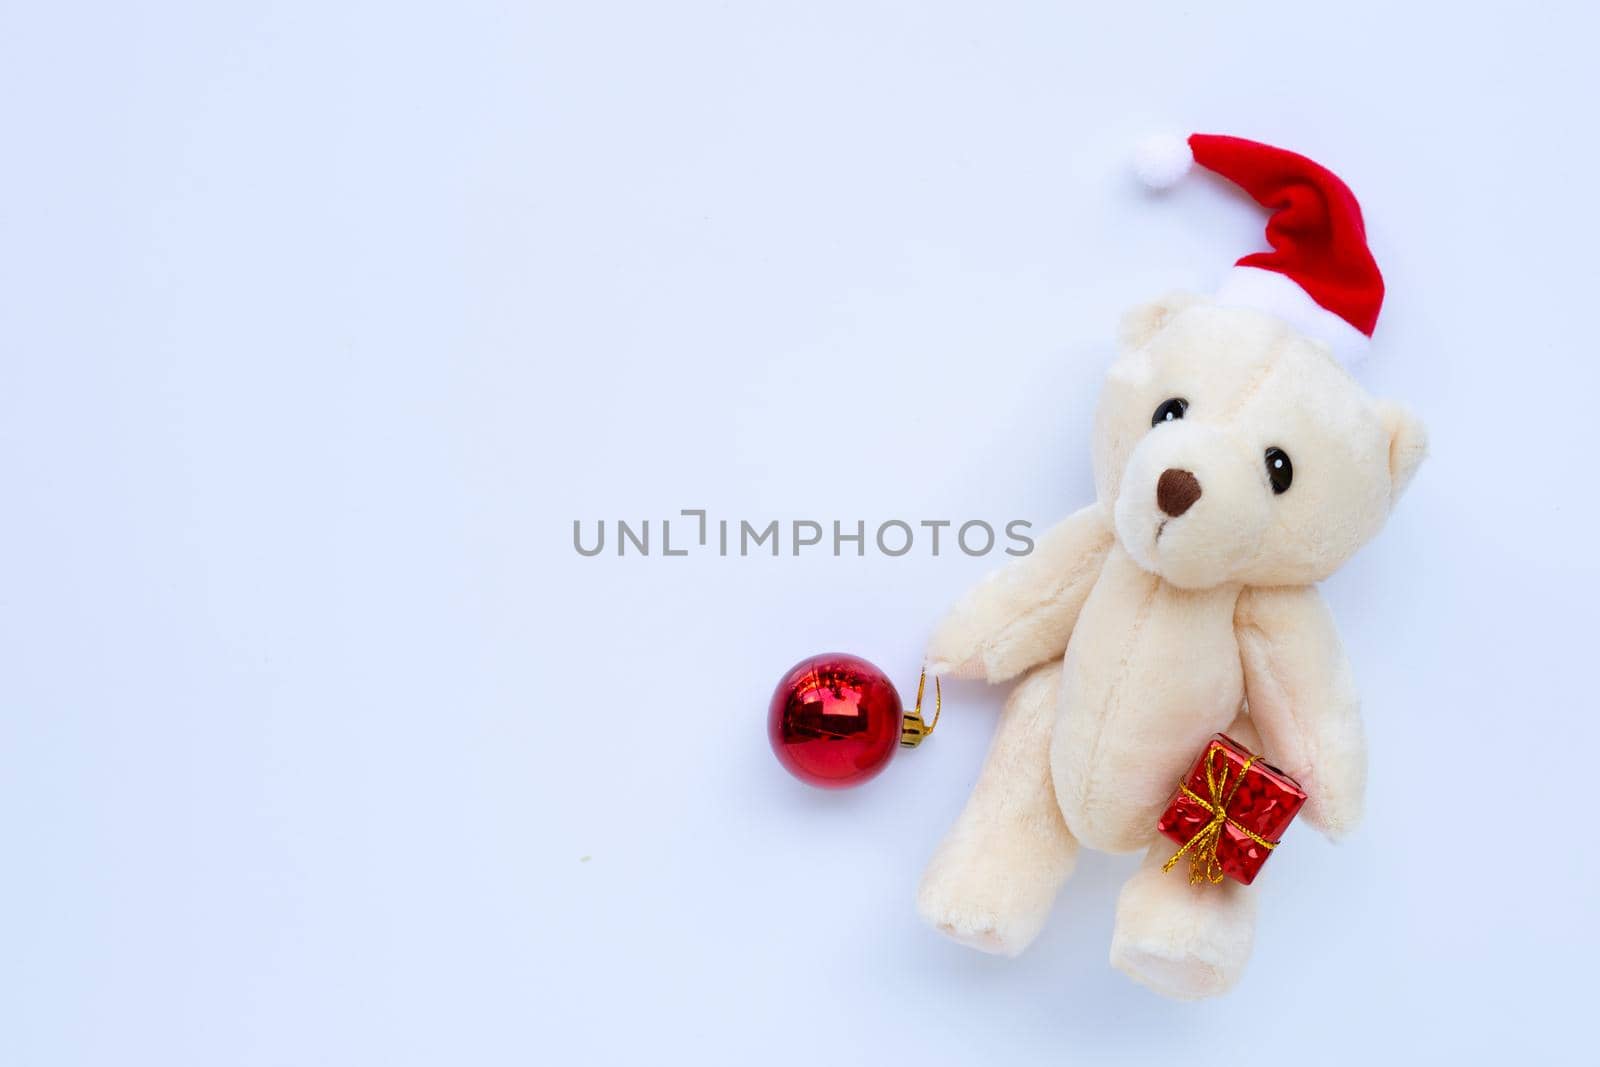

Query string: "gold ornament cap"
[[899, 668, 940, 748]]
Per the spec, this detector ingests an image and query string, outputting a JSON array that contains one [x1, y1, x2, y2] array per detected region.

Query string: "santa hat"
[[1133, 133, 1383, 366]]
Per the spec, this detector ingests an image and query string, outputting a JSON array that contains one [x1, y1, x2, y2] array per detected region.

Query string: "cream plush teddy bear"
[[917, 134, 1426, 1000]]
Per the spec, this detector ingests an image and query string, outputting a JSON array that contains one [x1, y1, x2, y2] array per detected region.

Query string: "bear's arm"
[[924, 503, 1113, 683], [1235, 585, 1366, 840]]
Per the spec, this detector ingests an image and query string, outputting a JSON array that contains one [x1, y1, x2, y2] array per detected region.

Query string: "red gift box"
[[1157, 734, 1307, 886]]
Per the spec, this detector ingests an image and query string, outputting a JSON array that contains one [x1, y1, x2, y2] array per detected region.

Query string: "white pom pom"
[[1133, 134, 1194, 190]]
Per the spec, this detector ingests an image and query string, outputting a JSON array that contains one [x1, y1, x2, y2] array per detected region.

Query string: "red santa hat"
[[1133, 133, 1383, 366]]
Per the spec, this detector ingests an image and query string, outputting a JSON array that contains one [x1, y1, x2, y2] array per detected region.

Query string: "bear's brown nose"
[[1156, 469, 1202, 517]]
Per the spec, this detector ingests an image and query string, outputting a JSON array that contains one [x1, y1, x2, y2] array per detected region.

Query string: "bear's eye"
[[1150, 398, 1188, 427], [1265, 447, 1293, 494]]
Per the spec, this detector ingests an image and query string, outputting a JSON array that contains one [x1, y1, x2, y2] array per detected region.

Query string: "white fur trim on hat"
[[1215, 267, 1371, 367]]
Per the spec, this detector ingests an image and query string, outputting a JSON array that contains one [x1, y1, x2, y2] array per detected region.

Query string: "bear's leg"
[[916, 664, 1078, 956], [1108, 835, 1259, 999]]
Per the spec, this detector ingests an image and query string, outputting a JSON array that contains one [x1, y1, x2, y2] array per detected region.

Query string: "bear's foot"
[[916, 822, 1073, 957], [1109, 844, 1258, 1000]]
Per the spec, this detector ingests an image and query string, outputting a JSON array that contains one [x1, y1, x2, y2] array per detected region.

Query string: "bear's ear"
[[1377, 401, 1428, 500], [1117, 291, 1202, 351]]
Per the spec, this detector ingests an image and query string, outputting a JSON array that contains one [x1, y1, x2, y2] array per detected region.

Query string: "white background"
[[3, 2, 1597, 1064]]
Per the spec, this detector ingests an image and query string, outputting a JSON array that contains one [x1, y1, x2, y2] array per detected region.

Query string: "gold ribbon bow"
[[1161, 743, 1279, 885]]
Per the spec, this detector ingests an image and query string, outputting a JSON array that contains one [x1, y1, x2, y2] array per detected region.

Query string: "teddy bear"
[[915, 133, 1427, 1000]]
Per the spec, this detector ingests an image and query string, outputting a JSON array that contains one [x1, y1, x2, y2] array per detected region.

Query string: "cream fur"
[[1235, 586, 1365, 839], [916, 666, 1077, 955], [924, 505, 1113, 682], [919, 296, 1426, 998]]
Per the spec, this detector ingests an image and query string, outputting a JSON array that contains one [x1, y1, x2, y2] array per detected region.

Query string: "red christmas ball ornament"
[[768, 653, 939, 789]]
